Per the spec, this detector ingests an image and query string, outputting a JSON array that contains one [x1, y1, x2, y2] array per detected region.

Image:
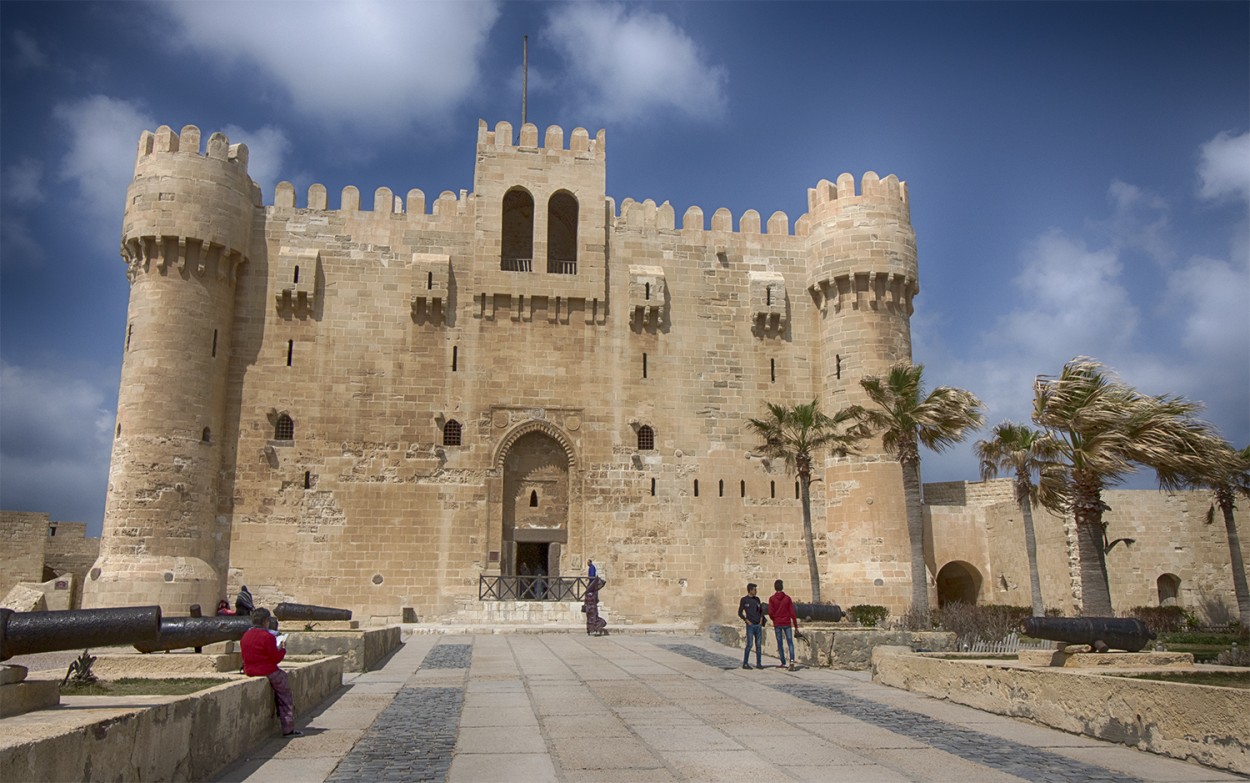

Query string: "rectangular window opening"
[[286, 340, 293, 367], [642, 352, 648, 379], [452, 345, 459, 372], [836, 354, 842, 380], [693, 479, 699, 497], [212, 329, 218, 358], [770, 480, 776, 499], [740, 480, 746, 498], [770, 358, 776, 383], [650, 477, 656, 497], [719, 479, 724, 497]]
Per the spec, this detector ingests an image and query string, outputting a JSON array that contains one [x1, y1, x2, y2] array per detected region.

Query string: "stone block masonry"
[[79, 118, 1247, 628]]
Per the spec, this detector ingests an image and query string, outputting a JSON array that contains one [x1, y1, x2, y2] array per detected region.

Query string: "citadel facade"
[[79, 121, 1246, 625]]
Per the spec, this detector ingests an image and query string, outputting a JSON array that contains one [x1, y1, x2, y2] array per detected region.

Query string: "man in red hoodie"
[[240, 607, 299, 737], [767, 579, 799, 671]]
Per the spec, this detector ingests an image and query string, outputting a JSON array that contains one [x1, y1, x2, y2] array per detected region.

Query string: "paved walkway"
[[213, 633, 1244, 783]]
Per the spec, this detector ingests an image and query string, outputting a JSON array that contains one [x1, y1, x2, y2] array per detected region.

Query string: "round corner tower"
[[803, 172, 923, 612], [82, 125, 259, 612]]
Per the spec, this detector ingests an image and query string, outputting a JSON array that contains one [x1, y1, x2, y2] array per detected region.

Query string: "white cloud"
[[53, 95, 156, 241], [10, 29, 47, 70], [542, 3, 729, 124], [993, 230, 1139, 361], [0, 360, 113, 534], [0, 214, 44, 268], [158, 1, 500, 133], [1098, 179, 1171, 263], [2, 158, 45, 205], [1198, 130, 1250, 202], [222, 123, 291, 200]]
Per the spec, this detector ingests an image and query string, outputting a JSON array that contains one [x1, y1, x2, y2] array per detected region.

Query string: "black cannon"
[[0, 606, 162, 661], [794, 603, 845, 623], [274, 602, 352, 622], [134, 615, 256, 653], [1021, 616, 1155, 653]]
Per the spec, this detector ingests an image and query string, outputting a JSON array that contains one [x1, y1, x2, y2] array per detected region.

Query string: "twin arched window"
[[500, 188, 578, 274]]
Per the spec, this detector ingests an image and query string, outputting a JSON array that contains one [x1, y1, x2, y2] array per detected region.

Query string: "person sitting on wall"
[[241, 607, 300, 737], [216, 599, 235, 616], [235, 585, 254, 616]]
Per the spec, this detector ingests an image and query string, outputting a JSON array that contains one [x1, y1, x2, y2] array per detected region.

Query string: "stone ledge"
[[871, 646, 1250, 775], [283, 626, 400, 671], [0, 656, 344, 782], [0, 679, 59, 718], [1017, 650, 1195, 668]]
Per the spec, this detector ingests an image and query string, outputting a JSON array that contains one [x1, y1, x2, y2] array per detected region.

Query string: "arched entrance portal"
[[501, 431, 570, 579], [936, 561, 982, 607]]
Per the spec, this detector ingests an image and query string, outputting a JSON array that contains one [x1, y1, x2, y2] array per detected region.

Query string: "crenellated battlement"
[[806, 172, 910, 223], [135, 124, 251, 174], [611, 172, 908, 239], [272, 181, 471, 219], [475, 119, 605, 159]]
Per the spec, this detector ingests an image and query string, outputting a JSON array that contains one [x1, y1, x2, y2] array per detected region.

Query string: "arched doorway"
[[936, 561, 982, 607], [501, 430, 570, 580], [1157, 573, 1181, 606]]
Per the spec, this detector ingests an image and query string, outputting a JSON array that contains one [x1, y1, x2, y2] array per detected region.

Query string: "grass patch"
[[60, 677, 227, 697], [1118, 670, 1250, 690]]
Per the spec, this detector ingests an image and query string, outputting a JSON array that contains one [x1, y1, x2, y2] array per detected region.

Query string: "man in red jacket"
[[767, 579, 799, 671], [241, 607, 299, 737]]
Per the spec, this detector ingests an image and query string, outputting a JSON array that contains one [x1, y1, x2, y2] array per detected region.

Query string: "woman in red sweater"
[[240, 607, 299, 736]]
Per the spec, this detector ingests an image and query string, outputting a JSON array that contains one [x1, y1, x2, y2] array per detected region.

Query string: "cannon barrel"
[[0, 606, 162, 661], [134, 615, 256, 653], [1021, 616, 1155, 652], [794, 603, 845, 623], [273, 602, 352, 622]]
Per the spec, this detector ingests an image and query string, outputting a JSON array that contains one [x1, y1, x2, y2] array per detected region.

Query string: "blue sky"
[[2, 1, 1247, 538]]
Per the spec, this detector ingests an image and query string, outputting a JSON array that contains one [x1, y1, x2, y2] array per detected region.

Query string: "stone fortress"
[[70, 120, 1245, 626]]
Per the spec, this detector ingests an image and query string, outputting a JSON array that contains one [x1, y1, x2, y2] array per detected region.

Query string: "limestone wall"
[[928, 478, 1249, 618], [0, 512, 48, 598]]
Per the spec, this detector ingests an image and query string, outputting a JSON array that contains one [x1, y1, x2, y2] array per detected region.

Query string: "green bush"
[[847, 604, 890, 627]]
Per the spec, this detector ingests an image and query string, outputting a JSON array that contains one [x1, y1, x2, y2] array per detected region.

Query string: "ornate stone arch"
[[493, 420, 578, 472]]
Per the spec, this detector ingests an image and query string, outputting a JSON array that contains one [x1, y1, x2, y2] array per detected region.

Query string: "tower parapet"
[[85, 125, 259, 613]]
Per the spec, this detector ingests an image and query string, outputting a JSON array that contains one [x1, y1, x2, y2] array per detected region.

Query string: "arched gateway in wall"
[[490, 421, 579, 580]]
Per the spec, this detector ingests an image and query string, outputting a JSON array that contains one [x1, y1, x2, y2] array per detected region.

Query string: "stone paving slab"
[[211, 632, 1247, 783]]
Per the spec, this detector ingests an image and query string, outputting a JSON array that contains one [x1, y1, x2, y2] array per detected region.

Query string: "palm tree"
[[1032, 357, 1228, 616], [857, 363, 985, 618], [975, 422, 1062, 617], [748, 400, 869, 603], [1188, 442, 1250, 628]]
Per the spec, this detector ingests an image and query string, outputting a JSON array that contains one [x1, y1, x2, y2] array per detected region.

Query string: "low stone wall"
[[710, 624, 956, 670], [283, 626, 401, 671], [0, 656, 344, 782], [871, 647, 1250, 775]]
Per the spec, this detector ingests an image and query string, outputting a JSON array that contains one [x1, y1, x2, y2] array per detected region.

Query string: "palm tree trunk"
[[1218, 494, 1250, 628], [800, 472, 822, 603], [901, 457, 928, 615], [1073, 471, 1113, 616], [1020, 496, 1045, 617]]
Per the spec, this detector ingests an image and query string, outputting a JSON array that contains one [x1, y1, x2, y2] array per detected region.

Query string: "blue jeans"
[[742, 624, 763, 666], [774, 625, 795, 665]]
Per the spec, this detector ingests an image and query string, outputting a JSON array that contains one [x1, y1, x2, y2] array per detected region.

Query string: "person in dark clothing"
[[235, 585, 254, 616], [737, 582, 767, 669]]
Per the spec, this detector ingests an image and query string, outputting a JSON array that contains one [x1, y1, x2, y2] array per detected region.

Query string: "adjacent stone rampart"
[[871, 647, 1250, 775]]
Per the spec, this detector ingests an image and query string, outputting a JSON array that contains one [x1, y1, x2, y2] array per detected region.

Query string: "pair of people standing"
[[737, 579, 799, 670]]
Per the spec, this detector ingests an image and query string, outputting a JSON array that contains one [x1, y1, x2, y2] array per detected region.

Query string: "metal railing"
[[479, 575, 593, 601], [547, 258, 577, 275], [501, 257, 533, 272]]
